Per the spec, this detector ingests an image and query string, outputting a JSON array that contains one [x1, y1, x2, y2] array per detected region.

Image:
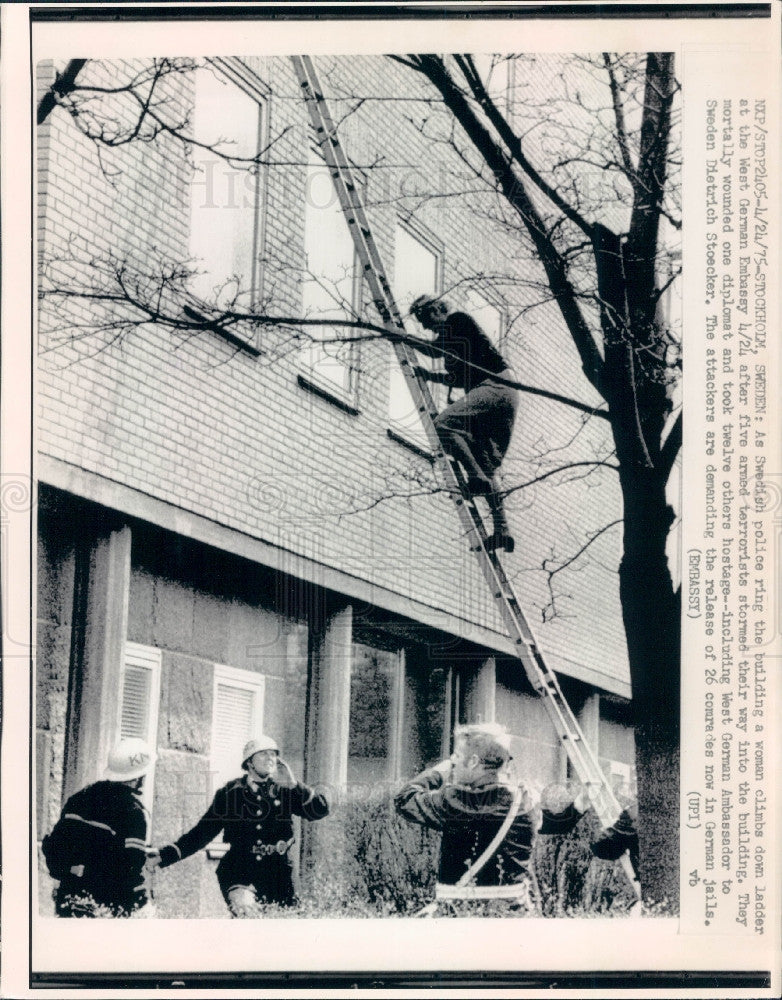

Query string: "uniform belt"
[[435, 881, 528, 900], [250, 838, 294, 857]]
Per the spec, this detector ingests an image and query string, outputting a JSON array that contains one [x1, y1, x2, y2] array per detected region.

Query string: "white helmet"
[[241, 735, 279, 768], [104, 737, 155, 781]]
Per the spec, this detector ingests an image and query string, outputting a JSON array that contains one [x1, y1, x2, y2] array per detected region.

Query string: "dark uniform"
[[533, 802, 593, 916], [591, 809, 639, 873], [44, 780, 149, 917], [158, 774, 329, 908], [426, 311, 511, 395], [414, 311, 518, 489], [394, 767, 533, 886]]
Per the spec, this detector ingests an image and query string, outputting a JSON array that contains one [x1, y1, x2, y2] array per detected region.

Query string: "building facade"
[[36, 55, 634, 916]]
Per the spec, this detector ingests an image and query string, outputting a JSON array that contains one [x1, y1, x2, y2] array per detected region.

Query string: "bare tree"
[[37, 53, 681, 904], [379, 53, 682, 904]]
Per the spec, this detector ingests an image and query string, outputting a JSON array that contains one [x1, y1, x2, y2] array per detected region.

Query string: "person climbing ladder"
[[408, 294, 519, 553]]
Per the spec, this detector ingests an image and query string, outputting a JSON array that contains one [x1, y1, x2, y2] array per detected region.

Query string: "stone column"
[[578, 693, 601, 760], [462, 656, 496, 725], [302, 599, 353, 876], [388, 648, 406, 782], [63, 520, 131, 800]]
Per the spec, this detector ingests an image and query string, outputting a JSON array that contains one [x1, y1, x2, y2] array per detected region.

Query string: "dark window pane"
[[348, 643, 399, 786]]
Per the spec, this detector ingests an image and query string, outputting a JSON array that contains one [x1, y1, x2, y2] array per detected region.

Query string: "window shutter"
[[211, 665, 265, 790], [120, 664, 152, 740], [212, 682, 255, 782], [119, 643, 162, 813]]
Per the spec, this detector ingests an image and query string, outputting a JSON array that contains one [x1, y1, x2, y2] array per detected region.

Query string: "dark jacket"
[[590, 809, 639, 872], [158, 775, 328, 891], [414, 312, 510, 394], [45, 780, 149, 912], [538, 803, 585, 836], [394, 767, 533, 886]]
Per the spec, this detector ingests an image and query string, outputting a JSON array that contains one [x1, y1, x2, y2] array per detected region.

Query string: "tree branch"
[[455, 54, 597, 239], [41, 255, 610, 420], [603, 53, 637, 186], [37, 59, 87, 125], [408, 54, 606, 398], [539, 518, 623, 622]]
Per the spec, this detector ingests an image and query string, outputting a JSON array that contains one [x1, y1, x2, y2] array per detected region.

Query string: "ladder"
[[292, 55, 639, 893]]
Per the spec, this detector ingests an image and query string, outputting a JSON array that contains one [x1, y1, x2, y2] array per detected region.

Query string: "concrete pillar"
[[305, 601, 352, 787], [302, 600, 352, 873], [441, 667, 456, 758], [388, 648, 406, 781], [578, 693, 601, 759], [63, 521, 131, 799], [462, 656, 496, 725]]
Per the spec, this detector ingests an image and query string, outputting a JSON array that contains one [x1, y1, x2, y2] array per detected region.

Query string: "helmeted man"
[[148, 735, 329, 916], [533, 781, 640, 913], [406, 295, 519, 553], [532, 781, 593, 916], [394, 723, 534, 896], [42, 737, 154, 917]]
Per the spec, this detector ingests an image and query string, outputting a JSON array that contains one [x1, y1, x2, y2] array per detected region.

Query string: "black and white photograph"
[[1, 3, 779, 995]]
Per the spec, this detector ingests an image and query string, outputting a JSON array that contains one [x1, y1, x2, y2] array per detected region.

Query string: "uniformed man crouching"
[[147, 735, 329, 916]]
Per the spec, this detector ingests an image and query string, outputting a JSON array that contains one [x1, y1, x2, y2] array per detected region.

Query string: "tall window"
[[347, 644, 403, 785], [210, 664, 265, 792], [346, 639, 451, 792], [189, 62, 266, 323], [119, 643, 162, 811], [300, 150, 361, 405], [388, 223, 443, 451]]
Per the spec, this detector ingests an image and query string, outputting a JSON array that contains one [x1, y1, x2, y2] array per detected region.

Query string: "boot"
[[484, 530, 514, 554], [485, 489, 514, 554]]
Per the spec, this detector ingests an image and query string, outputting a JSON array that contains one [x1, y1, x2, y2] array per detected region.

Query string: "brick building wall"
[[35, 54, 635, 916], [36, 55, 627, 682]]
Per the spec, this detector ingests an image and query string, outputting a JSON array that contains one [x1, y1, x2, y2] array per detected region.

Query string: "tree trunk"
[[618, 461, 680, 907], [408, 54, 682, 905]]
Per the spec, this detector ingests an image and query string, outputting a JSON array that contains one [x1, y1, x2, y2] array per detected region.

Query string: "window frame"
[[386, 216, 444, 456], [188, 57, 270, 353], [297, 144, 364, 412], [119, 642, 162, 814], [347, 641, 406, 786]]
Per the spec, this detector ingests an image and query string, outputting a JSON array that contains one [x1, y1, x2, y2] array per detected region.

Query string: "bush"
[[295, 797, 645, 919], [336, 791, 441, 915], [530, 808, 640, 917]]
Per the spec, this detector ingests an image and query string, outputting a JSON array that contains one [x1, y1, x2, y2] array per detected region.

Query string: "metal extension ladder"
[[292, 55, 640, 897]]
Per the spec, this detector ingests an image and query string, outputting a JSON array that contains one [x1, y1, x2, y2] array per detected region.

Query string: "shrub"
[[338, 791, 441, 915], [531, 808, 641, 917]]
